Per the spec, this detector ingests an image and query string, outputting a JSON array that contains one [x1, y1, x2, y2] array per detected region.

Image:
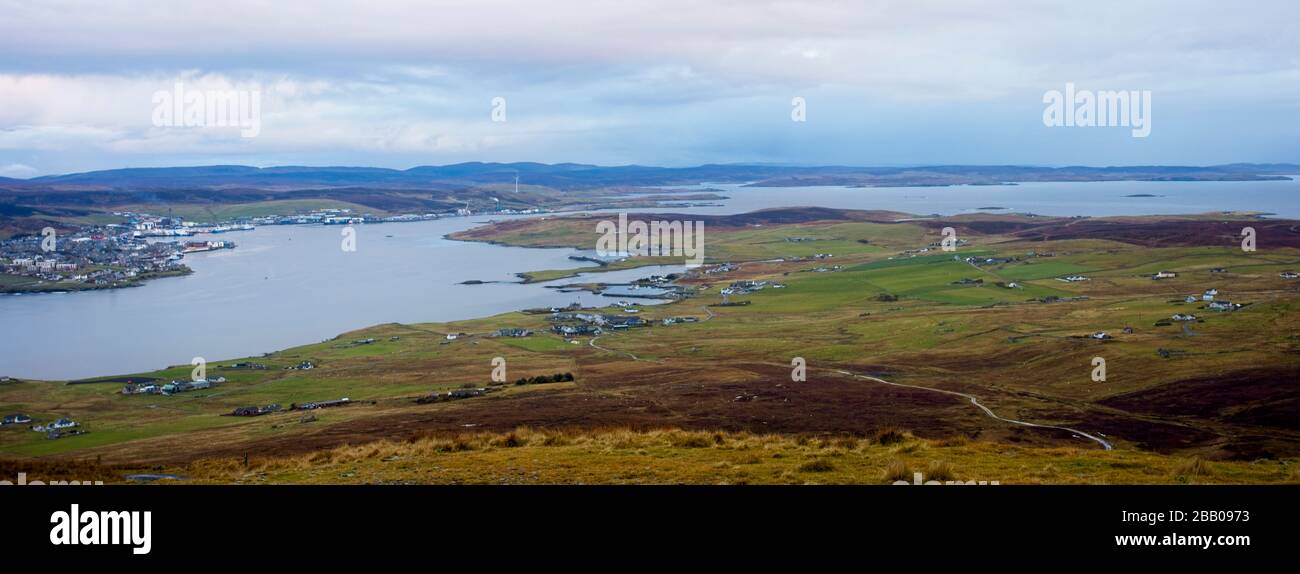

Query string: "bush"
[[514, 372, 576, 386], [873, 427, 908, 446]]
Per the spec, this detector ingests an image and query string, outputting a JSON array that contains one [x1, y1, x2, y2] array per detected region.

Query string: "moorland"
[[3, 204, 1298, 484]]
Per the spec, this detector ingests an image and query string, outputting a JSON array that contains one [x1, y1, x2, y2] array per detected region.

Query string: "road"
[[833, 369, 1114, 450]]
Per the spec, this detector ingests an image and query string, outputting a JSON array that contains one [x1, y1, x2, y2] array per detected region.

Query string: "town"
[[0, 205, 548, 294]]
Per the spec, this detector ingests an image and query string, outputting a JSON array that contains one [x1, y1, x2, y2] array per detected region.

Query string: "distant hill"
[[8, 162, 1296, 191], [1, 162, 1296, 237]]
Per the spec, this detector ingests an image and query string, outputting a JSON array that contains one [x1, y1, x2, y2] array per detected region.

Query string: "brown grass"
[[926, 460, 955, 481], [17, 427, 1297, 485], [1174, 457, 1214, 479], [884, 459, 912, 482], [798, 459, 836, 473]]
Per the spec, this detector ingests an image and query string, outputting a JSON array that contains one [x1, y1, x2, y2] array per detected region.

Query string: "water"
[[658, 178, 1300, 218], [3, 178, 1298, 379], [1, 216, 681, 380]]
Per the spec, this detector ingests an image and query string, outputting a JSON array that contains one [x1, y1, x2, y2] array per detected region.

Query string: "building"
[[1207, 301, 1240, 312], [447, 388, 488, 399]]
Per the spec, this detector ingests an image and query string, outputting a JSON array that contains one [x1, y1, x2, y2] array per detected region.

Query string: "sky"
[[0, 0, 1297, 177]]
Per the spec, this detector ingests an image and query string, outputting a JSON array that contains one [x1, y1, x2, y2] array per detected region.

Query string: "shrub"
[[874, 427, 908, 446]]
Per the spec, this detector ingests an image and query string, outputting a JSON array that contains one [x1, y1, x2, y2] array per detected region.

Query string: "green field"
[[4, 213, 1300, 485]]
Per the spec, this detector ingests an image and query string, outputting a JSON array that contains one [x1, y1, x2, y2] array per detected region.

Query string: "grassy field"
[[3, 210, 1299, 484]]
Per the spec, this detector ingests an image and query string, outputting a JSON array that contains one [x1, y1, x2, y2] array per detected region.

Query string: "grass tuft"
[[884, 459, 911, 482], [798, 459, 835, 473]]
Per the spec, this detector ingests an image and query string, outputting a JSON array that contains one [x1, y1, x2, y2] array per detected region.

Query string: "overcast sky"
[[1, 0, 1297, 176]]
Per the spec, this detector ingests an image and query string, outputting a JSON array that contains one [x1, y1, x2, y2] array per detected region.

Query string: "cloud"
[[0, 163, 38, 177], [0, 0, 1296, 173]]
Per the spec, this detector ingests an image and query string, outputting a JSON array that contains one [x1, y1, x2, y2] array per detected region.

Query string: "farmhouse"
[[159, 379, 212, 395], [292, 398, 351, 410], [34, 418, 79, 432], [447, 388, 489, 399], [1057, 275, 1089, 282], [723, 280, 782, 295], [1, 414, 32, 425], [1153, 271, 1177, 280], [1207, 301, 1241, 312], [230, 404, 281, 417], [605, 315, 646, 329], [662, 316, 700, 325], [1171, 313, 1198, 322], [552, 324, 600, 337]]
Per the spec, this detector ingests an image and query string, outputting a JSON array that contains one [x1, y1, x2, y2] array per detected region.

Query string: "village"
[[0, 227, 191, 292], [0, 412, 85, 440], [0, 203, 551, 294]]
